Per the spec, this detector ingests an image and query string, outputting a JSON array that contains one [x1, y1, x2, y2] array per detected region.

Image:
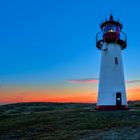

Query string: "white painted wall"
[[97, 43, 127, 106]]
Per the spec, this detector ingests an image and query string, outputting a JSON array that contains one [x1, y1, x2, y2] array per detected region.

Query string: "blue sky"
[[0, 0, 140, 103]]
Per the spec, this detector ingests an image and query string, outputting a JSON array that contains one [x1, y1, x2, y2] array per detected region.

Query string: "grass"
[[0, 102, 140, 139]]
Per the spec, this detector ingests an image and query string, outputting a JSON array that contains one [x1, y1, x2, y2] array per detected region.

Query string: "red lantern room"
[[96, 15, 127, 50]]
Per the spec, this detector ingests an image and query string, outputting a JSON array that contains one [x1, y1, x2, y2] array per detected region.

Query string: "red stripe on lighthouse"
[[96, 105, 128, 110]]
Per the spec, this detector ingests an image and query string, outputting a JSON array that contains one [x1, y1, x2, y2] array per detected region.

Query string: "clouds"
[[67, 78, 140, 84], [67, 78, 98, 83], [126, 80, 140, 84]]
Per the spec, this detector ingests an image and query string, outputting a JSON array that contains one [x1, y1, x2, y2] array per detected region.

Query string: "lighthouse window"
[[115, 57, 118, 64]]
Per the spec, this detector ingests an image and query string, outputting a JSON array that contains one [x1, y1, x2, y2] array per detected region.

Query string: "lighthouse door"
[[116, 92, 122, 110]]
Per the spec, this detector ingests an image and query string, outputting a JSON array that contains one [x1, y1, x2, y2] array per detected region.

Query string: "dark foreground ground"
[[0, 101, 140, 140]]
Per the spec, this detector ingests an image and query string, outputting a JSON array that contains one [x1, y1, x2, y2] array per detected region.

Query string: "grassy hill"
[[0, 101, 140, 140]]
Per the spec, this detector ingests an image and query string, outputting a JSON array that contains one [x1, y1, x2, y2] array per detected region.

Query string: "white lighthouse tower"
[[96, 15, 128, 110]]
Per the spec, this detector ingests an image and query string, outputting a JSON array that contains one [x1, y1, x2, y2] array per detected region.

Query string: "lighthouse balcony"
[[96, 31, 127, 50]]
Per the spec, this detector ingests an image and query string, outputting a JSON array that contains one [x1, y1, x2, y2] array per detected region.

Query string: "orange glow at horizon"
[[126, 88, 140, 101], [0, 87, 140, 104]]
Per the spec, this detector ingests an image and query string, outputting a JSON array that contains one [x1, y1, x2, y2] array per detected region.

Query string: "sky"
[[0, 0, 140, 104]]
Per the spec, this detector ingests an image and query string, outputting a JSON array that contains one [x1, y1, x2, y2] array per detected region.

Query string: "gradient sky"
[[0, 0, 140, 104]]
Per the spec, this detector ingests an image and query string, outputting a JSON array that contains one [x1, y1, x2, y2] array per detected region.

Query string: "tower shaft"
[[97, 43, 128, 110]]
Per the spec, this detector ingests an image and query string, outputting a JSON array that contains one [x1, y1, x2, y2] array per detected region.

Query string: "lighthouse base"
[[96, 105, 128, 110]]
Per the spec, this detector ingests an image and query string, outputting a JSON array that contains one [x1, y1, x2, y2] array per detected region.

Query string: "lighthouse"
[[96, 15, 128, 110]]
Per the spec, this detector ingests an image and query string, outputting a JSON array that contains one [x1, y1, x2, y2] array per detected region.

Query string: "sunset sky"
[[0, 0, 140, 104]]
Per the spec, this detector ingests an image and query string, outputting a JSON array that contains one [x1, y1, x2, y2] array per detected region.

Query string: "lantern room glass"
[[103, 24, 120, 34]]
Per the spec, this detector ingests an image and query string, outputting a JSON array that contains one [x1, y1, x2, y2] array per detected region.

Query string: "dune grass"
[[0, 102, 140, 139]]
